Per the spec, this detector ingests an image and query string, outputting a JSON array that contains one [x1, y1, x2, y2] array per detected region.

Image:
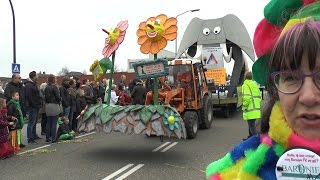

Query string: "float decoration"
[[77, 104, 187, 139], [89, 57, 112, 81], [102, 20, 128, 105], [137, 14, 177, 54]]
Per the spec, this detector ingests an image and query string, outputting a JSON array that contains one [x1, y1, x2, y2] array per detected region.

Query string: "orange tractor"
[[145, 59, 214, 139]]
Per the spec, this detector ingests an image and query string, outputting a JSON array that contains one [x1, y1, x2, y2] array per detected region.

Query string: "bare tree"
[[58, 66, 70, 76], [114, 64, 121, 72]]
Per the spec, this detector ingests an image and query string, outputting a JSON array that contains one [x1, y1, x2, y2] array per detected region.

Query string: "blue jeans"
[[27, 107, 39, 141], [46, 116, 58, 141]]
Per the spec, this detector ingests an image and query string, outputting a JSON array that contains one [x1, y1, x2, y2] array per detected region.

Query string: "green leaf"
[[147, 105, 157, 113], [156, 105, 165, 115], [110, 106, 126, 115], [95, 104, 106, 117], [100, 106, 115, 123], [124, 105, 134, 113], [130, 105, 144, 112], [99, 57, 113, 73], [140, 107, 153, 124], [83, 104, 101, 122]]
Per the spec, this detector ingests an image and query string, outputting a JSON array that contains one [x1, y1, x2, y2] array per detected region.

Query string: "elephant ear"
[[222, 14, 255, 62], [176, 17, 203, 58], [187, 43, 198, 57]]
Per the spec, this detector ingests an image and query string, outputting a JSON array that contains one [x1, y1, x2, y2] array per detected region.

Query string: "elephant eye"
[[213, 27, 221, 34], [203, 28, 210, 36]]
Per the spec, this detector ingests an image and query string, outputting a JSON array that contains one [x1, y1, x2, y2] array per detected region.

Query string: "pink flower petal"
[[117, 35, 125, 44], [102, 44, 110, 55], [117, 20, 128, 31]]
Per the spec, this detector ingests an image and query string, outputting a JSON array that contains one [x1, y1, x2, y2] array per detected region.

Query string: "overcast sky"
[[0, 0, 269, 78]]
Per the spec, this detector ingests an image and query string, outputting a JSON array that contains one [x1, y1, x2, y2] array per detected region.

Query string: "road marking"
[[75, 132, 96, 139], [115, 164, 144, 180], [161, 142, 178, 152], [102, 164, 134, 180], [17, 144, 51, 155], [152, 142, 171, 152]]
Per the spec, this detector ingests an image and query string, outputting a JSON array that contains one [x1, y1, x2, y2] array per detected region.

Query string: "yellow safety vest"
[[241, 80, 261, 120]]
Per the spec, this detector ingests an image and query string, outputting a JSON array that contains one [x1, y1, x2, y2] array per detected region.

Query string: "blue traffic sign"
[[12, 63, 20, 74]]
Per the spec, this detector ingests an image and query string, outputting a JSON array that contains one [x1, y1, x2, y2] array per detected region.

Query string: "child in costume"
[[57, 116, 74, 141], [206, 1, 320, 179], [7, 91, 24, 151], [0, 98, 16, 159]]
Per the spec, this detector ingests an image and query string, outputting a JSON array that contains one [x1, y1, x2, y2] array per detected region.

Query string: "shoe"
[[20, 144, 26, 148], [51, 140, 57, 144], [41, 132, 46, 135], [28, 140, 37, 144], [45, 139, 51, 144], [14, 146, 21, 151], [34, 136, 42, 140]]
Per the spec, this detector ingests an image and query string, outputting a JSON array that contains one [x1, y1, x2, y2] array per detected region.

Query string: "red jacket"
[[0, 108, 10, 143], [116, 90, 132, 106]]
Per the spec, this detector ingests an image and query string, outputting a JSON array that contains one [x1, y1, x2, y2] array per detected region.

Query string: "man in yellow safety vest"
[[241, 71, 262, 140]]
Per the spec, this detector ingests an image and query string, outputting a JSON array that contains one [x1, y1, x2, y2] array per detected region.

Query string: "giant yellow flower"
[[137, 14, 177, 54]]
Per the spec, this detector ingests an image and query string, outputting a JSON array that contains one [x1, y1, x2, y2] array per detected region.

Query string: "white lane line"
[[102, 164, 134, 180], [152, 142, 171, 152], [75, 132, 96, 139], [115, 164, 145, 180], [161, 142, 178, 152], [17, 145, 51, 155]]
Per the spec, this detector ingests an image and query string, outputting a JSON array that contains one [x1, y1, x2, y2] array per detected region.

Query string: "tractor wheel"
[[183, 111, 198, 139], [199, 95, 213, 129]]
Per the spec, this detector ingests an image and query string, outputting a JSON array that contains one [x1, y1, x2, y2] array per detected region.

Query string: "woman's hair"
[[260, 19, 320, 133], [244, 71, 253, 80], [47, 75, 56, 84]]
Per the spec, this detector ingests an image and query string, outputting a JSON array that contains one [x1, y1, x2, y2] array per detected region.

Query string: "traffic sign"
[[12, 63, 20, 74]]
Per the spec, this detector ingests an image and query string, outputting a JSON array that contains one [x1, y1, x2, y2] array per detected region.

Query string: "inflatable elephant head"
[[176, 14, 255, 96]]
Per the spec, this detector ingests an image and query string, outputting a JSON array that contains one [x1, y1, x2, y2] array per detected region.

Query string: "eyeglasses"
[[271, 71, 320, 94]]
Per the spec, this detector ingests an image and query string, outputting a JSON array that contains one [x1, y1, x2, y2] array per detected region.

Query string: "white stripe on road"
[[115, 164, 144, 180], [102, 164, 134, 180], [152, 142, 171, 152], [161, 142, 178, 152], [75, 132, 96, 139], [17, 145, 51, 155]]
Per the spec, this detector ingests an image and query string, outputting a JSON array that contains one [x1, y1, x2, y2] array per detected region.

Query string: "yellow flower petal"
[[150, 41, 159, 54], [164, 17, 177, 29], [164, 32, 177, 41], [140, 39, 152, 54], [138, 35, 149, 45], [157, 37, 167, 50], [165, 25, 177, 34]]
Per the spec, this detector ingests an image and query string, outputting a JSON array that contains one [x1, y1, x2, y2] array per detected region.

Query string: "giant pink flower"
[[102, 20, 128, 58]]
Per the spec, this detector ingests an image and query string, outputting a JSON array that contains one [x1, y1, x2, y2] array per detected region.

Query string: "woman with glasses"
[[206, 1, 320, 179]]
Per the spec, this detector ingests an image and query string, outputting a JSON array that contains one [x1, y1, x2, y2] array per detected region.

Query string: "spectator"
[[60, 77, 72, 119], [57, 117, 74, 141], [68, 79, 77, 131], [44, 75, 61, 143], [25, 71, 42, 143], [82, 79, 94, 104], [0, 81, 4, 94], [0, 98, 15, 160], [75, 88, 87, 132], [118, 75, 126, 88], [39, 83, 47, 135], [128, 79, 139, 94], [131, 80, 146, 105], [109, 84, 119, 105], [7, 91, 24, 150], [116, 83, 132, 106], [4, 74, 26, 116]]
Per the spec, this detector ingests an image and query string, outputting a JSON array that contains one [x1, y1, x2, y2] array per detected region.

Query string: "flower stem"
[[106, 51, 116, 105], [153, 54, 159, 105]]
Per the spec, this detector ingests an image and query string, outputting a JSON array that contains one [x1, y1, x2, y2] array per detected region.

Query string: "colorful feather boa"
[[206, 102, 320, 180]]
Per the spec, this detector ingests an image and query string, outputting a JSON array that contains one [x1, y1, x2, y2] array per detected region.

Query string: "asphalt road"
[[0, 110, 248, 180]]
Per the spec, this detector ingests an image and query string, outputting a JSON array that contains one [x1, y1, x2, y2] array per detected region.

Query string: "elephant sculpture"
[[176, 14, 255, 97]]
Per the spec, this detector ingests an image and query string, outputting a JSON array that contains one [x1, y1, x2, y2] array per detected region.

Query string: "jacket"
[[4, 81, 26, 115], [241, 80, 261, 120], [45, 83, 61, 104], [131, 84, 146, 105], [76, 96, 87, 114], [0, 109, 13, 143], [25, 79, 42, 108], [59, 84, 71, 107], [57, 123, 71, 138], [7, 100, 23, 130]]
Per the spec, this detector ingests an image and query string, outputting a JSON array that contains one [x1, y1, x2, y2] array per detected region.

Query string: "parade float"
[[78, 15, 190, 140]]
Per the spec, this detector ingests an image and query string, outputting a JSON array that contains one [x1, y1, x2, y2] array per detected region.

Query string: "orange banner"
[[205, 68, 226, 85]]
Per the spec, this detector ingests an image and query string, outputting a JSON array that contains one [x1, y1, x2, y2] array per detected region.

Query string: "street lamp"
[[175, 9, 200, 57], [9, 0, 16, 63]]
